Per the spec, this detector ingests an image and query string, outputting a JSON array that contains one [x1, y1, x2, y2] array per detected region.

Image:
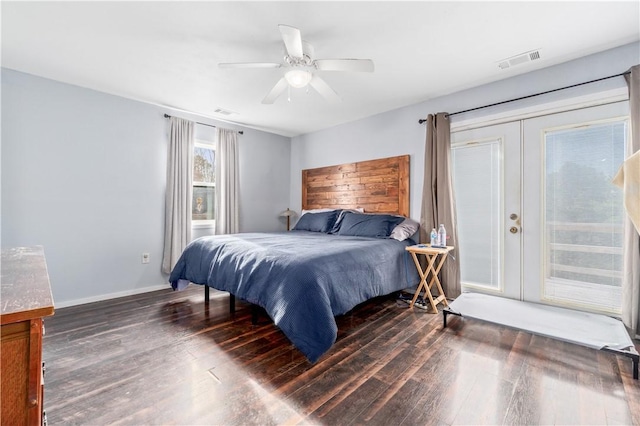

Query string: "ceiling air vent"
[[497, 49, 541, 70], [214, 108, 236, 116]]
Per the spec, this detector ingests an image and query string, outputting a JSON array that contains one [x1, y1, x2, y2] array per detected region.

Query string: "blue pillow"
[[292, 210, 340, 233], [329, 209, 365, 234], [336, 212, 405, 238]]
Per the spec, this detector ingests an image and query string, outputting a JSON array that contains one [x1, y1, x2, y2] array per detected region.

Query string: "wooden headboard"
[[302, 155, 409, 216]]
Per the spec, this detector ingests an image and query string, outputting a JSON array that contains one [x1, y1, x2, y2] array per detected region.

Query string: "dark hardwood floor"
[[42, 286, 640, 425]]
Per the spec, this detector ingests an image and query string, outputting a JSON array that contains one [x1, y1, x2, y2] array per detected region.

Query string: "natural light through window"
[[543, 119, 627, 313], [193, 140, 215, 226]]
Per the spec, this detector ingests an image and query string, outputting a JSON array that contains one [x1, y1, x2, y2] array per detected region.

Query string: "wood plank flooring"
[[42, 286, 640, 425]]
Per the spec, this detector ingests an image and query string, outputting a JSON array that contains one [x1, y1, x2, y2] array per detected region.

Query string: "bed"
[[169, 155, 420, 362]]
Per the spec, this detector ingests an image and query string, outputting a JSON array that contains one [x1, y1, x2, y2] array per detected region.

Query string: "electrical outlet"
[[142, 252, 150, 264]]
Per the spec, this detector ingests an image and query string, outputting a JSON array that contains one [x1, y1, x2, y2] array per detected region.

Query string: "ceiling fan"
[[219, 24, 374, 104]]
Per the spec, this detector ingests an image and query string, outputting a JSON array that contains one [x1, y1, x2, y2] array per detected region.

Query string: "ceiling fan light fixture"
[[224, 25, 374, 104], [285, 69, 312, 88]]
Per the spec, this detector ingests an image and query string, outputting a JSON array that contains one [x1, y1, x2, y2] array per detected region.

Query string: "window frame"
[[192, 139, 215, 229]]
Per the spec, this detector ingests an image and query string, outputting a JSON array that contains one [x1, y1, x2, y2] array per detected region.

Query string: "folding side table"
[[405, 244, 454, 312]]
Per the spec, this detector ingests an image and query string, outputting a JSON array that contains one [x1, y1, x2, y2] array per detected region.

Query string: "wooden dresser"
[[1, 246, 54, 426]]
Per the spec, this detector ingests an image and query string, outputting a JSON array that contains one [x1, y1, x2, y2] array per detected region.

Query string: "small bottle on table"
[[438, 224, 447, 247]]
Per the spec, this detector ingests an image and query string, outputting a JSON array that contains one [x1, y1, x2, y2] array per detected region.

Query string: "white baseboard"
[[55, 284, 170, 309]]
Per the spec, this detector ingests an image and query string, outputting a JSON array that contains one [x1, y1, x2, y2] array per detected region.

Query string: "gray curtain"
[[419, 113, 461, 298], [162, 117, 194, 274], [620, 65, 640, 337], [215, 128, 239, 234]]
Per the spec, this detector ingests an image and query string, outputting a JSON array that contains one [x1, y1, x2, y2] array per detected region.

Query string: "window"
[[543, 119, 626, 312], [192, 140, 215, 226], [452, 138, 502, 290]]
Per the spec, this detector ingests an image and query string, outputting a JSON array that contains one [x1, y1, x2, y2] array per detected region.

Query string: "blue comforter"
[[169, 231, 419, 362]]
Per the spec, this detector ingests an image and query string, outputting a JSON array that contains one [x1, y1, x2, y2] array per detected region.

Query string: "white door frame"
[[451, 90, 629, 313]]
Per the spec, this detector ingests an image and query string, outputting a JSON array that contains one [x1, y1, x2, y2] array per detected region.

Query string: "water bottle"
[[438, 224, 447, 247], [430, 228, 437, 246]]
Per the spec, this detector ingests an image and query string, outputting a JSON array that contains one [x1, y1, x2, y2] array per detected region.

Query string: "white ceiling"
[[2, 1, 639, 137]]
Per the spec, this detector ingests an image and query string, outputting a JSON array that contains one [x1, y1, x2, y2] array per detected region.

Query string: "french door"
[[451, 121, 522, 300], [452, 102, 629, 315]]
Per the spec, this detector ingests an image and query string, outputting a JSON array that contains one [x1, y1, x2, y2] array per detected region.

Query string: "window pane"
[[452, 140, 502, 290], [194, 146, 215, 184], [193, 186, 215, 221], [544, 120, 626, 312]]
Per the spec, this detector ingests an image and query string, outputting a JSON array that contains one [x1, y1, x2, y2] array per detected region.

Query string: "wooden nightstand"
[[405, 244, 453, 313]]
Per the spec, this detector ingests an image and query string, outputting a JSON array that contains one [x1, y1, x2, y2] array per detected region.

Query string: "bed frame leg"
[[229, 294, 235, 314], [251, 305, 259, 325], [633, 355, 639, 380], [204, 286, 209, 303]]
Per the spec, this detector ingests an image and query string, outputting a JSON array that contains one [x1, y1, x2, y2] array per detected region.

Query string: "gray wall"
[[1, 68, 291, 307], [290, 42, 640, 221], [2, 42, 637, 307]]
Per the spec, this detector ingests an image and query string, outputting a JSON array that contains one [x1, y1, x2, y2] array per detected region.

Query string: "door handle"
[[510, 226, 519, 234]]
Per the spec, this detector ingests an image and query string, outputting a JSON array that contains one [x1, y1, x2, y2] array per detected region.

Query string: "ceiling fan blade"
[[309, 75, 341, 103], [315, 59, 374, 72], [219, 62, 281, 69], [278, 24, 304, 59], [262, 77, 288, 104]]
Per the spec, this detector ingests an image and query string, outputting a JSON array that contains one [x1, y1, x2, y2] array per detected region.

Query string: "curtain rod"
[[418, 71, 631, 124], [164, 113, 244, 135]]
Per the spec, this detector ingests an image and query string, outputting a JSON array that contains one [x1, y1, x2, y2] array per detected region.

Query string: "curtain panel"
[[162, 117, 194, 274], [619, 65, 640, 337], [215, 128, 239, 235], [420, 112, 461, 298]]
